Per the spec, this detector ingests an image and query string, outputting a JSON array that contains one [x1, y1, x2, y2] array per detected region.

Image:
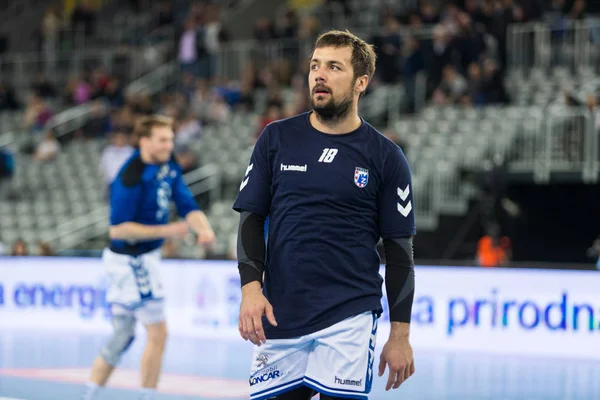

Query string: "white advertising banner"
[[0, 257, 598, 359]]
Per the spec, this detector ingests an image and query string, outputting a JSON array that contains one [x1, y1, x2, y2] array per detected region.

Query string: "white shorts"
[[102, 248, 166, 325], [249, 312, 378, 400]]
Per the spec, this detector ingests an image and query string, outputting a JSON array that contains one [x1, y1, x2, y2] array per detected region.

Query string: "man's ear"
[[355, 75, 369, 96]]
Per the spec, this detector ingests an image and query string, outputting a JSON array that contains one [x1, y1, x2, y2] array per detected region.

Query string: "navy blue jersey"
[[233, 112, 416, 339], [109, 150, 199, 255]]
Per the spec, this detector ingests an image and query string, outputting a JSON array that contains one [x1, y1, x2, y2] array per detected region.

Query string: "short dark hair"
[[133, 115, 173, 146], [313, 30, 377, 82]]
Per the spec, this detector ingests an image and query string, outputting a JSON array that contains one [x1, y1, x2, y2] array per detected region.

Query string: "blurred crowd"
[[1, 0, 599, 261], [0, 236, 55, 257]]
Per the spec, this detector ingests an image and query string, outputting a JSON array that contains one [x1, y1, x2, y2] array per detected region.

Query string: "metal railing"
[[50, 163, 221, 250], [0, 59, 178, 152], [508, 19, 600, 75], [407, 105, 598, 231], [542, 105, 597, 182], [498, 107, 546, 179], [359, 83, 403, 125], [126, 61, 178, 96], [184, 163, 221, 203], [0, 47, 167, 92], [502, 105, 597, 182]]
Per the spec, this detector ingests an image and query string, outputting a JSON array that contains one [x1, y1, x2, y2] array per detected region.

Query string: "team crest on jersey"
[[354, 167, 369, 188]]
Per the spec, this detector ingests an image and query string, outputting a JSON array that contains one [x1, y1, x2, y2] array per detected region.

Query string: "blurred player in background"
[[233, 30, 416, 400], [82, 116, 216, 400]]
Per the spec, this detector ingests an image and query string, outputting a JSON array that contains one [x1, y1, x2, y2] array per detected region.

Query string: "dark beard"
[[311, 91, 353, 124]]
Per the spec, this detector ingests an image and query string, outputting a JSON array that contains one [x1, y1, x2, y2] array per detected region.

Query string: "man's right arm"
[[109, 222, 188, 241], [233, 126, 272, 287], [237, 211, 266, 287], [233, 127, 277, 345]]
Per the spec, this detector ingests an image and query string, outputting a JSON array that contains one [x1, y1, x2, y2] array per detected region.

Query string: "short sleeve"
[[172, 164, 200, 218], [378, 146, 416, 238], [232, 126, 272, 217], [109, 178, 142, 225]]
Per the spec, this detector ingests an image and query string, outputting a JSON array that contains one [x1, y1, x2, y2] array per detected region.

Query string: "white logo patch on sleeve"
[[397, 185, 412, 217]]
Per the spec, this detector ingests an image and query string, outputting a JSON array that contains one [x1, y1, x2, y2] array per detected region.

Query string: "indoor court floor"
[[0, 330, 599, 400]]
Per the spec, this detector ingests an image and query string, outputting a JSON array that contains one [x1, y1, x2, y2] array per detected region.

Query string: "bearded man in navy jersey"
[[233, 30, 417, 400]]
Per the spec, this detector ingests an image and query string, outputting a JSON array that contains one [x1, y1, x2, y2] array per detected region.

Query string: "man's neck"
[[310, 111, 362, 135], [139, 148, 154, 164]]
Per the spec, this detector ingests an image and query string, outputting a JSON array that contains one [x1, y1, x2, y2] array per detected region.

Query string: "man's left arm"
[[383, 237, 415, 334], [377, 146, 416, 390], [172, 168, 216, 245]]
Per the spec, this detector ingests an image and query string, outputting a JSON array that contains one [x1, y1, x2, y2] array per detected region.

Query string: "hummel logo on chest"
[[281, 163, 307, 172]]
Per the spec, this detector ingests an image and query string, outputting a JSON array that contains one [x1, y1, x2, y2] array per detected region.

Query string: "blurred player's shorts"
[[249, 311, 377, 400], [102, 248, 166, 325]]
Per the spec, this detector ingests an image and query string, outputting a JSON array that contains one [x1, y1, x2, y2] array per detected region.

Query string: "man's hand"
[[185, 211, 216, 247], [163, 221, 190, 239], [239, 281, 277, 346], [196, 227, 216, 246], [378, 322, 415, 391]]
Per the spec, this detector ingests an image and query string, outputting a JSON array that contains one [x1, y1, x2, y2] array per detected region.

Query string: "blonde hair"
[[133, 115, 173, 147]]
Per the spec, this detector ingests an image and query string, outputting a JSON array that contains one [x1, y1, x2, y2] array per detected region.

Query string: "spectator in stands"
[[148, 1, 175, 42], [481, 58, 509, 104], [297, 14, 321, 44], [255, 105, 283, 141], [40, 5, 61, 66], [550, 0, 586, 19], [99, 131, 134, 189], [178, 17, 201, 77], [419, 1, 441, 25], [174, 145, 199, 173], [38, 241, 55, 256], [77, 101, 111, 138], [279, 8, 299, 40], [32, 72, 58, 99], [427, 24, 458, 90], [324, 0, 351, 17], [0, 145, 15, 200], [130, 94, 154, 116], [175, 111, 202, 147], [22, 94, 53, 135], [585, 93, 600, 145], [254, 17, 278, 41], [112, 42, 132, 84], [70, 1, 97, 38], [110, 106, 135, 133], [453, 12, 489, 74], [284, 86, 310, 118], [91, 67, 111, 98], [34, 129, 61, 162], [102, 78, 125, 109], [467, 62, 486, 105], [200, 4, 227, 81], [372, 16, 403, 84], [71, 74, 93, 105], [11, 239, 28, 256], [0, 82, 20, 111], [432, 64, 468, 105], [587, 235, 600, 269], [402, 35, 426, 113], [206, 91, 231, 124], [180, 72, 197, 102]]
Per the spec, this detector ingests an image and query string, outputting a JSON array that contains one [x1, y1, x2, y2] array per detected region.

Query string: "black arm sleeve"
[[237, 210, 266, 287], [383, 237, 415, 323]]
